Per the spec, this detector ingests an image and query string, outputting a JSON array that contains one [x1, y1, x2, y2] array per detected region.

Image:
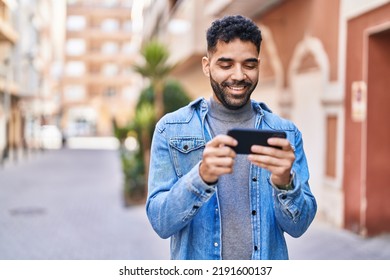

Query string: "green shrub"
[[120, 147, 146, 205]]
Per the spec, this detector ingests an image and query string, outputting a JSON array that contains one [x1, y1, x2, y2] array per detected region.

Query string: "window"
[[101, 18, 119, 32], [101, 42, 119, 54], [66, 39, 86, 56], [102, 63, 118, 76], [67, 15, 86, 31], [65, 61, 86, 76], [102, 0, 118, 7], [104, 87, 116, 97], [64, 85, 86, 101]]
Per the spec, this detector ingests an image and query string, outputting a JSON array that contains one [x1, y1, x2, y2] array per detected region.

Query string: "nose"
[[231, 65, 246, 80]]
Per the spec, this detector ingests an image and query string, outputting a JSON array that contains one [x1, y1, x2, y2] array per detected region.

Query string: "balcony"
[[66, 52, 136, 64], [165, 1, 210, 73], [67, 28, 131, 41], [209, 0, 284, 18], [67, 6, 131, 18], [62, 73, 132, 87]]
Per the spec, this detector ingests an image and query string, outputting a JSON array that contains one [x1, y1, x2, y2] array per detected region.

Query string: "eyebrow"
[[217, 57, 259, 63]]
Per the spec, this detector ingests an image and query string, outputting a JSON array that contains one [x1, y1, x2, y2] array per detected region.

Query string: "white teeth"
[[229, 86, 244, 90]]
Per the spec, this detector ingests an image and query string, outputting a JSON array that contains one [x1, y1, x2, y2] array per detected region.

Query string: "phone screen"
[[227, 128, 287, 154]]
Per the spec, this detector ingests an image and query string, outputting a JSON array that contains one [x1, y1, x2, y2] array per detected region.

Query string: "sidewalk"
[[0, 148, 389, 260], [287, 218, 390, 259]]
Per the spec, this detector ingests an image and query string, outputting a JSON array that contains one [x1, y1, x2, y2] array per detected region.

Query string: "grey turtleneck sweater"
[[206, 98, 256, 260]]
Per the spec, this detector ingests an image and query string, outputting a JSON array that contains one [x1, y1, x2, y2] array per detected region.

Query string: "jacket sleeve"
[[145, 123, 215, 239], [272, 128, 317, 237]]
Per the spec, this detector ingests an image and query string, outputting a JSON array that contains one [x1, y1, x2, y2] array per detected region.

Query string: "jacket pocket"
[[169, 136, 205, 177]]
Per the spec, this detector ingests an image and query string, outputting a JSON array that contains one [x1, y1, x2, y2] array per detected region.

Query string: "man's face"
[[202, 39, 260, 110]]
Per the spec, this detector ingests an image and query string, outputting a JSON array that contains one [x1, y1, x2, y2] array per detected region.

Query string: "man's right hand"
[[199, 134, 238, 184]]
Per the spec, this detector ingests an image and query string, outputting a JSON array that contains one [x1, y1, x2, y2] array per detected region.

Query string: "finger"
[[250, 145, 286, 158], [248, 156, 292, 179], [267, 137, 292, 151], [204, 145, 237, 159], [260, 164, 286, 175], [248, 154, 291, 168], [200, 156, 235, 182], [201, 156, 235, 180], [251, 143, 294, 160], [207, 134, 238, 148], [203, 154, 235, 167]]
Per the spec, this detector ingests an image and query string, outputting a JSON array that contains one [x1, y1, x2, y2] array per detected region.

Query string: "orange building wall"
[[259, 0, 340, 86], [344, 2, 390, 235]]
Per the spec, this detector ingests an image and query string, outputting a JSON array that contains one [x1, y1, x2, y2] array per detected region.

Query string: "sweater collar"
[[207, 97, 255, 122]]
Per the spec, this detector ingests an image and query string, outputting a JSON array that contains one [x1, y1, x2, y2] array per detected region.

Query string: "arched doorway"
[[289, 36, 334, 222]]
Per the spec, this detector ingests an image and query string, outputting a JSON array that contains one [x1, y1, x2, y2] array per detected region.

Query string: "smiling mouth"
[[226, 85, 248, 95], [228, 85, 245, 90], [223, 81, 251, 92]]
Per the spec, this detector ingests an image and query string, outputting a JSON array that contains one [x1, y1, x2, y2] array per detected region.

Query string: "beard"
[[210, 74, 257, 110]]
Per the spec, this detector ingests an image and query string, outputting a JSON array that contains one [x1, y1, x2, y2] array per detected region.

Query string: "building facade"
[[0, 0, 66, 165], [342, 0, 390, 236], [62, 0, 143, 137], [141, 0, 390, 236], [0, 0, 19, 165]]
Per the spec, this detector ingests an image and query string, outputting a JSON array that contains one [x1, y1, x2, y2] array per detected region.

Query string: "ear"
[[202, 56, 210, 77]]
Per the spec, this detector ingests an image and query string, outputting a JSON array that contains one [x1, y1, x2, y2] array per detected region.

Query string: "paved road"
[[0, 148, 169, 260], [0, 148, 389, 260]]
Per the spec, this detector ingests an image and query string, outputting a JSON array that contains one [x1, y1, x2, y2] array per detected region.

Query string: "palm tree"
[[132, 40, 173, 198], [118, 41, 192, 205], [133, 40, 173, 120]]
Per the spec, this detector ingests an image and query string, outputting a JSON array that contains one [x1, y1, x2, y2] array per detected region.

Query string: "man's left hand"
[[248, 137, 295, 186]]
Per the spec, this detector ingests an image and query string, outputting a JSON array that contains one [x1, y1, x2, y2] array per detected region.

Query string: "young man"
[[146, 15, 317, 260]]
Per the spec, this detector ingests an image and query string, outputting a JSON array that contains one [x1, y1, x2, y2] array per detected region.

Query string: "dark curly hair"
[[206, 15, 262, 54]]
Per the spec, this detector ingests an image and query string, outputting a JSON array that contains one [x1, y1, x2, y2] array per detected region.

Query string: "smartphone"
[[227, 128, 287, 154]]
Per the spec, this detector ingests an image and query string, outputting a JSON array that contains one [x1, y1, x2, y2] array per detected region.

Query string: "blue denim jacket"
[[146, 97, 317, 260]]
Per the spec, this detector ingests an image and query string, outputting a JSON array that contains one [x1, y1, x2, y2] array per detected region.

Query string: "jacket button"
[[183, 144, 189, 150], [214, 242, 219, 247], [252, 177, 257, 182], [252, 210, 257, 215], [254, 245, 258, 251], [281, 194, 287, 200]]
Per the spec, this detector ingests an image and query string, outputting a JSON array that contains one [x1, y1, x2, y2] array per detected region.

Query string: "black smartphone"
[[227, 128, 287, 154]]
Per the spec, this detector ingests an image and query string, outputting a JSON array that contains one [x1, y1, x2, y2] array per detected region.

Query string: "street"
[[0, 148, 169, 260], [0, 147, 389, 260]]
